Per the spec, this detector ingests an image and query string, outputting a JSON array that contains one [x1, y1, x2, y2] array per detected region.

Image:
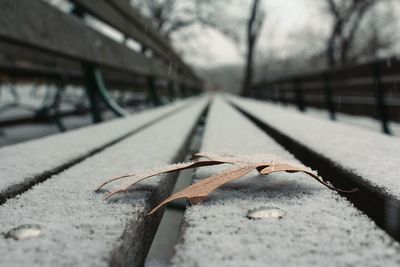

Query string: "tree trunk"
[[241, 0, 261, 97], [241, 38, 255, 97], [326, 20, 343, 68], [340, 38, 350, 66], [327, 37, 336, 67]]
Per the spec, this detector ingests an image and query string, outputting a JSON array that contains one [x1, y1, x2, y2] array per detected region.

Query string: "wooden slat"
[[0, 41, 150, 89], [108, 0, 197, 79], [0, 0, 169, 78], [70, 0, 169, 64], [70, 0, 199, 85], [230, 96, 400, 238], [0, 41, 83, 82], [0, 98, 208, 267], [171, 98, 400, 266], [256, 57, 400, 90], [0, 99, 194, 204]]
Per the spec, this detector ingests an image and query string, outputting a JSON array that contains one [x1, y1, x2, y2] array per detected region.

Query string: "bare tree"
[[241, 0, 265, 97], [349, 2, 398, 61], [324, 0, 378, 67], [132, 0, 267, 97], [130, 0, 241, 41]]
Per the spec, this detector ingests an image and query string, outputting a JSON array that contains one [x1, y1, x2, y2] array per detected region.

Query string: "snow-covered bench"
[[0, 99, 193, 204], [0, 97, 208, 266], [230, 96, 400, 239], [0, 0, 200, 126], [2, 95, 400, 267], [171, 98, 400, 267]]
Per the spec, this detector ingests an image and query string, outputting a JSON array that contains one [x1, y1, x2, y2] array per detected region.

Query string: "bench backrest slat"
[[107, 0, 198, 80], [0, 0, 170, 78], [70, 0, 198, 83]]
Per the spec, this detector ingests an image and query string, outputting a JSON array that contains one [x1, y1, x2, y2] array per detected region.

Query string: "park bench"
[[2, 94, 400, 266], [168, 97, 400, 266], [252, 57, 400, 135], [0, 0, 200, 127], [0, 0, 204, 265], [1, 1, 400, 267]]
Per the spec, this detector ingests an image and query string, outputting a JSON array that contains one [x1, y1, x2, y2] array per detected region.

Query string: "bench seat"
[[230, 96, 400, 199], [229, 96, 400, 235], [0, 99, 195, 204], [0, 97, 208, 266], [171, 98, 400, 267]]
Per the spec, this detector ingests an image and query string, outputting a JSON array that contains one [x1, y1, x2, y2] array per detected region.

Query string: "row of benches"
[[1, 95, 400, 266]]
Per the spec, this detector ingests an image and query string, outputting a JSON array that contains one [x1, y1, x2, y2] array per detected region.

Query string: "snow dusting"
[[171, 98, 400, 267], [0, 99, 191, 200], [0, 98, 208, 266], [230, 96, 400, 200]]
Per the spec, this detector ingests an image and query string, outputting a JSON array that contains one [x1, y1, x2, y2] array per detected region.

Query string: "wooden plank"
[[70, 0, 199, 85], [107, 0, 197, 79], [171, 98, 400, 266], [70, 0, 170, 63], [0, 41, 83, 82], [0, 99, 194, 204], [0, 98, 208, 267], [230, 96, 400, 238], [0, 0, 169, 78], [0, 41, 149, 89], [255, 57, 400, 90]]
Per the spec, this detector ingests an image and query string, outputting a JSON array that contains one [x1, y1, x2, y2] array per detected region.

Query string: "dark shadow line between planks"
[[144, 106, 207, 263], [231, 101, 400, 243], [110, 102, 210, 267], [0, 99, 201, 205]]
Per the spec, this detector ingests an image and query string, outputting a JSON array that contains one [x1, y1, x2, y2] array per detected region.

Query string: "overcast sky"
[[171, 0, 327, 67], [174, 0, 400, 68], [46, 0, 400, 69]]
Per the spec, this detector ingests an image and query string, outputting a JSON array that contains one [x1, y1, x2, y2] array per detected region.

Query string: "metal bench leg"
[[294, 79, 305, 112], [52, 84, 66, 132], [83, 65, 129, 123], [93, 69, 129, 117], [179, 84, 186, 98], [323, 73, 336, 120], [147, 76, 161, 106], [34, 83, 66, 131], [167, 80, 176, 101], [373, 63, 391, 135], [7, 82, 20, 105], [84, 65, 103, 123]]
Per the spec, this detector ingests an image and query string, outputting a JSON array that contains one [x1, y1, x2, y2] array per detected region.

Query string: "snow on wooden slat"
[[230, 96, 400, 201], [0, 98, 208, 267], [0, 98, 193, 203], [171, 98, 400, 267]]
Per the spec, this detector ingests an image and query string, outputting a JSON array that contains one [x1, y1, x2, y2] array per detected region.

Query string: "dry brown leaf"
[[96, 153, 357, 215]]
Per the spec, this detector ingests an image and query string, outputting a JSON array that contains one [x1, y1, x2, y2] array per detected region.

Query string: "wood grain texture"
[[0, 98, 208, 267], [171, 98, 400, 267], [0, 0, 169, 77], [71, 0, 199, 84]]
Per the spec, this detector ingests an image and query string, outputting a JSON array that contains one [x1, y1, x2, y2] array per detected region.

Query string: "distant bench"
[[252, 57, 400, 134], [2, 95, 400, 266], [0, 0, 201, 126]]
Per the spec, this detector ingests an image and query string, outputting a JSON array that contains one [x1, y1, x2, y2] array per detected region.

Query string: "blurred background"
[[1, 0, 400, 148]]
